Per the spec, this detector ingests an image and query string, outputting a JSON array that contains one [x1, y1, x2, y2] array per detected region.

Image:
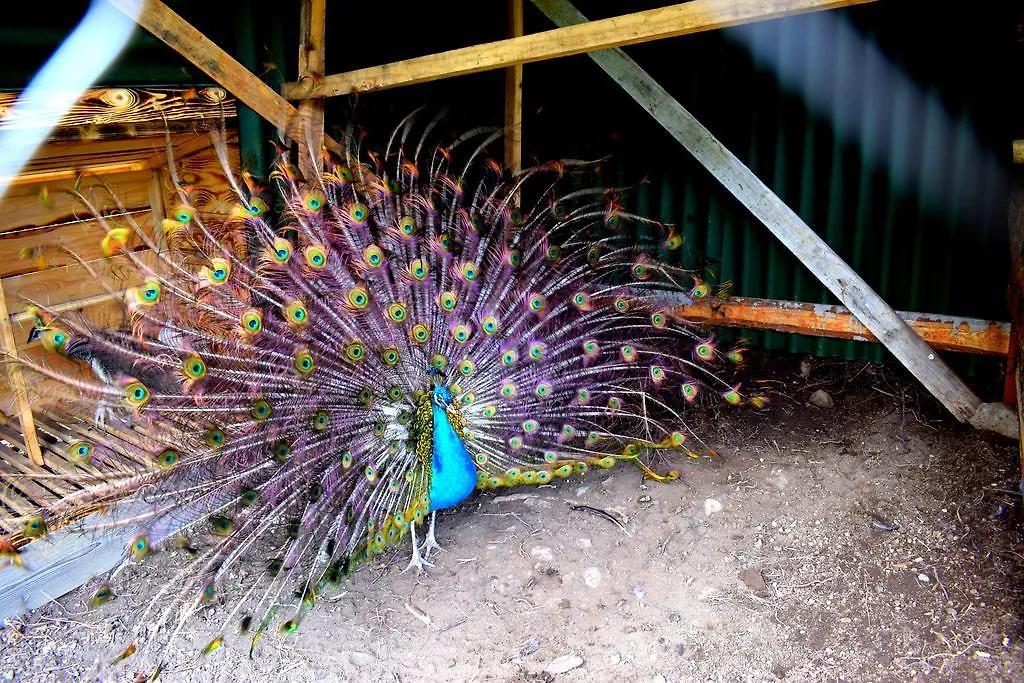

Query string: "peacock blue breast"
[[428, 388, 477, 511]]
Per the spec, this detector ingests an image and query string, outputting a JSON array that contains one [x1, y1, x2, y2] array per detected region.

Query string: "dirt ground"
[[1, 352, 1022, 682]]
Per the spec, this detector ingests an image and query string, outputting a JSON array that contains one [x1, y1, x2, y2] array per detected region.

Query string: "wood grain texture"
[[535, 0, 983, 425], [504, 0, 524, 176], [0, 278, 42, 465], [283, 0, 877, 98], [0, 87, 235, 141], [296, 0, 326, 178], [668, 296, 1011, 356]]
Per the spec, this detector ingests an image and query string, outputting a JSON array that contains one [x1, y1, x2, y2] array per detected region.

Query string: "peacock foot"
[[420, 511, 444, 561], [402, 519, 434, 574]]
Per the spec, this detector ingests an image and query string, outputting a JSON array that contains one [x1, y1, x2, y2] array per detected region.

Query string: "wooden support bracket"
[[534, 0, 1013, 438], [0, 279, 42, 466]]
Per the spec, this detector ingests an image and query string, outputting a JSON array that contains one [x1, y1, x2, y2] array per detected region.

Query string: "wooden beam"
[[282, 0, 876, 99], [105, 0, 339, 151], [669, 296, 1011, 357], [1013, 140, 1024, 165], [0, 279, 42, 466], [535, 0, 995, 432], [504, 0, 524, 176], [296, 0, 326, 179]]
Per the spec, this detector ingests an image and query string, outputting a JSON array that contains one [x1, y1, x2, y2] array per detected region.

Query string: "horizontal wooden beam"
[[282, 0, 877, 99], [672, 296, 1011, 356], [105, 0, 339, 151]]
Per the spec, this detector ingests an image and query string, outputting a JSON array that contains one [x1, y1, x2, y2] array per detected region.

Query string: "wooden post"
[[533, 0, 1011, 436], [504, 0, 524, 176], [0, 279, 42, 466], [296, 0, 326, 179]]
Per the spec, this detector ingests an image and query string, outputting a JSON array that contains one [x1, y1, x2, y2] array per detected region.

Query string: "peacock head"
[[427, 367, 453, 408]]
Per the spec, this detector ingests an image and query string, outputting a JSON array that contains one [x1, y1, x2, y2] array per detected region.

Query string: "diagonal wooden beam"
[[105, 0, 339, 151], [534, 0, 1014, 438], [282, 0, 877, 99]]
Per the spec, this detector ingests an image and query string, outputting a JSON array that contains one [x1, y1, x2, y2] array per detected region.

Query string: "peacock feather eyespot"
[[607, 396, 622, 411], [205, 257, 231, 286], [182, 354, 207, 380], [561, 424, 575, 440], [174, 205, 195, 223], [572, 292, 591, 310], [340, 450, 353, 468], [89, 585, 114, 608], [461, 392, 475, 406], [546, 245, 560, 262], [338, 165, 353, 182], [271, 440, 291, 463], [364, 465, 377, 483], [134, 278, 161, 305], [41, 328, 69, 355], [250, 398, 272, 421], [620, 345, 637, 363], [387, 386, 404, 401], [460, 262, 478, 281], [576, 388, 591, 403], [522, 419, 539, 433], [470, 213, 483, 231], [293, 348, 315, 376], [363, 244, 383, 268], [205, 427, 225, 448], [482, 404, 497, 418], [613, 297, 630, 313], [241, 309, 263, 335], [399, 216, 416, 236], [681, 382, 699, 403], [451, 323, 471, 343], [507, 249, 522, 268], [535, 382, 553, 399], [651, 311, 667, 328], [304, 245, 328, 270], [312, 410, 330, 430], [381, 347, 400, 365], [284, 300, 309, 328], [130, 536, 149, 558], [508, 436, 523, 450], [528, 341, 546, 361], [527, 293, 546, 314], [722, 387, 742, 405], [749, 395, 769, 409], [543, 451, 558, 464], [410, 323, 430, 344], [690, 280, 711, 299], [384, 302, 407, 323], [211, 516, 234, 536], [408, 258, 429, 281], [727, 349, 745, 364], [21, 515, 47, 538], [604, 210, 621, 229], [650, 365, 665, 382], [358, 387, 375, 406], [438, 233, 452, 251], [632, 262, 650, 280], [271, 237, 292, 264], [695, 342, 714, 360], [156, 448, 179, 469], [430, 354, 448, 370], [67, 441, 93, 464], [458, 358, 475, 376], [500, 382, 516, 398], [349, 202, 369, 225], [481, 314, 499, 334], [587, 245, 601, 267], [247, 197, 268, 217], [124, 381, 150, 407], [438, 291, 457, 312], [303, 191, 325, 213], [663, 229, 683, 250], [501, 349, 517, 366], [346, 287, 370, 310]]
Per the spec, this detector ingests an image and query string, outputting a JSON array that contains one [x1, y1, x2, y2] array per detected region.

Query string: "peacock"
[[7, 113, 764, 671]]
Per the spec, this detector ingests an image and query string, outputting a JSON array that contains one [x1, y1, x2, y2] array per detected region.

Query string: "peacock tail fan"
[[8, 115, 765, 670]]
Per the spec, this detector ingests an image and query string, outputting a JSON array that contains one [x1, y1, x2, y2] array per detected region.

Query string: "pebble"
[[545, 654, 585, 675], [704, 498, 723, 516], [530, 546, 554, 562], [583, 567, 603, 588], [917, 573, 930, 583], [808, 389, 835, 409]]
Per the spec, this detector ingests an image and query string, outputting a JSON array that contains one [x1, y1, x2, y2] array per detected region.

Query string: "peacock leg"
[[403, 519, 434, 574], [420, 512, 444, 560]]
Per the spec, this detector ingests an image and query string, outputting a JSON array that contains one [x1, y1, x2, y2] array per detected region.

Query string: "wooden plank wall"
[[0, 88, 239, 533]]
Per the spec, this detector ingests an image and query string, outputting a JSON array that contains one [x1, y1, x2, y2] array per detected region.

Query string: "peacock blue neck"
[[427, 386, 477, 512]]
